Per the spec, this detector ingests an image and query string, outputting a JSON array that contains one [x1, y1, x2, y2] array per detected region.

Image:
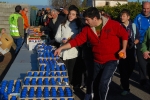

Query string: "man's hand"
[[143, 51, 150, 59], [118, 49, 126, 59], [62, 39, 67, 44], [54, 48, 62, 56]]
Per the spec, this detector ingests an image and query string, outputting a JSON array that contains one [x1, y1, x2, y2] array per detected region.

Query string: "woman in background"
[[55, 5, 83, 87]]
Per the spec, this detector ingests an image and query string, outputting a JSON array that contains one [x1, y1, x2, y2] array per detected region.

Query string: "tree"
[[81, 0, 87, 7], [49, 0, 81, 8], [0, 1, 6, 3]]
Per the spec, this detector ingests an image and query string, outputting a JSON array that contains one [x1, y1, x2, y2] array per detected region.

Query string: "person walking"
[[54, 7, 128, 100], [118, 9, 140, 95]]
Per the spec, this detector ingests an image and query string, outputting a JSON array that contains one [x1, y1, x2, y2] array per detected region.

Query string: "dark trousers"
[[147, 63, 150, 81], [84, 58, 94, 94], [13, 37, 23, 54], [118, 47, 135, 91], [136, 43, 148, 85], [64, 58, 76, 84], [93, 60, 118, 100], [84, 57, 94, 94]]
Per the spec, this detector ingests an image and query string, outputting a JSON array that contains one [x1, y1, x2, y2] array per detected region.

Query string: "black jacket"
[[48, 15, 64, 38]]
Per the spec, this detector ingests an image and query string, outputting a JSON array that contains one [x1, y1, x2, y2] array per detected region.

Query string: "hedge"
[[79, 2, 142, 21]]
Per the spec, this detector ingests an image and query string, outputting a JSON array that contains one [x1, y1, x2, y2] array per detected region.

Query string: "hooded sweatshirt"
[[69, 16, 128, 64]]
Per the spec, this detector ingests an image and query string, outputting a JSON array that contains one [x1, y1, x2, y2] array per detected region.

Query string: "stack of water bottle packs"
[[18, 43, 74, 100], [0, 80, 22, 100], [24, 72, 68, 86], [19, 86, 74, 100], [39, 62, 67, 72], [27, 71, 68, 77], [36, 43, 59, 60]]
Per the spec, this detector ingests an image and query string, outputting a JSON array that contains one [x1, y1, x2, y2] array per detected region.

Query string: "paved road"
[[73, 63, 150, 100]]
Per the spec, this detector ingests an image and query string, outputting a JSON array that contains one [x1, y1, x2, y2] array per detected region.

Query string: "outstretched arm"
[[54, 43, 71, 56]]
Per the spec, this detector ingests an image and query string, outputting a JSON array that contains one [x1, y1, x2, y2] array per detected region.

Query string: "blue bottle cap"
[[28, 72, 32, 76], [57, 78, 61, 82]]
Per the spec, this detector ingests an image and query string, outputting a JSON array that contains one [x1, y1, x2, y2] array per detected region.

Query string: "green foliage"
[[81, 0, 87, 7], [80, 2, 142, 21], [31, 6, 38, 10], [97, 2, 142, 21]]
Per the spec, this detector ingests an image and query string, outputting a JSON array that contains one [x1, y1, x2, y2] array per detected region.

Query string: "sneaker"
[[80, 85, 87, 90], [121, 90, 130, 96], [84, 94, 92, 100]]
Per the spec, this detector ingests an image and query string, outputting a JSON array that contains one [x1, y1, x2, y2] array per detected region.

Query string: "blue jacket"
[[134, 13, 150, 43]]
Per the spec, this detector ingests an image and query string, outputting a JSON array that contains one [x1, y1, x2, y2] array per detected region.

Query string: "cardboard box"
[[0, 33, 13, 55]]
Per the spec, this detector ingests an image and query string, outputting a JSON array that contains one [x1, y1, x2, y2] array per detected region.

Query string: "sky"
[[0, 0, 149, 5], [1, 0, 50, 5]]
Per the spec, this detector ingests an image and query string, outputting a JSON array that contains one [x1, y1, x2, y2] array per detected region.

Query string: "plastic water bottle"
[[56, 65, 60, 71], [45, 72, 49, 76], [39, 72, 44, 76], [39, 59, 43, 64], [37, 78, 43, 85], [61, 72, 67, 76], [24, 78, 30, 85], [60, 65, 66, 71], [50, 72, 55, 76], [40, 65, 45, 71], [44, 78, 49, 85], [31, 78, 36, 85], [21, 87, 27, 98], [11, 96, 17, 100], [50, 78, 56, 85], [56, 72, 61, 76], [65, 87, 72, 97], [27, 72, 32, 76], [44, 87, 49, 97], [36, 87, 42, 97], [45, 65, 50, 72], [63, 78, 69, 85], [51, 87, 57, 97], [33, 72, 38, 76], [29, 87, 34, 97], [56, 78, 61, 85]]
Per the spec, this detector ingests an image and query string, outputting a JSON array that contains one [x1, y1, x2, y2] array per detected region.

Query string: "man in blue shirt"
[[134, 1, 150, 86]]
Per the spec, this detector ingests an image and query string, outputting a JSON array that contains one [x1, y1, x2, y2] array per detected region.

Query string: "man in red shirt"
[[54, 7, 128, 100]]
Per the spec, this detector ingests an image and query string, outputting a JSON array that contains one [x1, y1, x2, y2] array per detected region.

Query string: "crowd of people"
[[0, 1, 150, 100]]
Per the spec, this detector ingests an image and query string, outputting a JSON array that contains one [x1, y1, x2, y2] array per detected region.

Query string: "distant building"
[[87, 0, 128, 7]]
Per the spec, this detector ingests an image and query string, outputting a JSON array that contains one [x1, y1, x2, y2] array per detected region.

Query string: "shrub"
[[79, 2, 142, 21]]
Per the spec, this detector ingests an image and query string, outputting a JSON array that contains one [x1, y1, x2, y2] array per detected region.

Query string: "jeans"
[[13, 37, 23, 54], [93, 60, 118, 100]]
